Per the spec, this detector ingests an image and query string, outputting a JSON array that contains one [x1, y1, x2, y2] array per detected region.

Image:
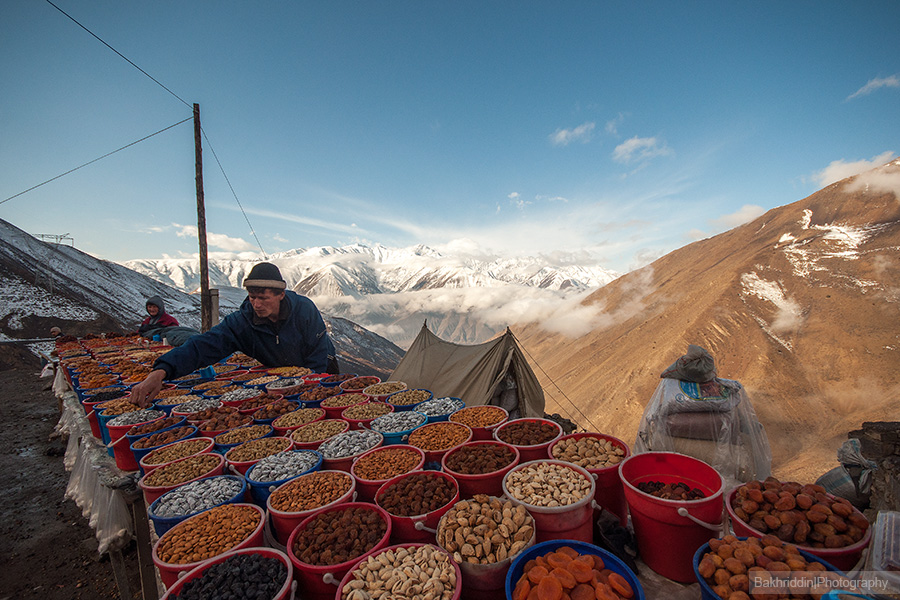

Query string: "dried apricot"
[[547, 552, 573, 569], [536, 574, 563, 600], [571, 584, 595, 600], [607, 572, 634, 598], [551, 567, 577, 589], [593, 582, 618, 600], [513, 578, 532, 600], [566, 559, 594, 583], [528, 565, 550, 584], [556, 546, 580, 559]]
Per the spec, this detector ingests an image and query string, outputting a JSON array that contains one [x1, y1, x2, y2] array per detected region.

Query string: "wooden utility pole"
[[194, 103, 214, 332]]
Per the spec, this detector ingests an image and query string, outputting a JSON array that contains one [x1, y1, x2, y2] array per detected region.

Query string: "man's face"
[[248, 288, 284, 322], [147, 304, 159, 316]]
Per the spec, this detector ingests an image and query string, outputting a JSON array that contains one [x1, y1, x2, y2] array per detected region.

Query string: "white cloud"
[[605, 113, 625, 136], [272, 233, 288, 243], [549, 122, 596, 146], [711, 204, 766, 230], [811, 151, 896, 187], [612, 136, 672, 164], [508, 192, 520, 200], [843, 165, 900, 199], [174, 224, 255, 252], [846, 75, 900, 100]]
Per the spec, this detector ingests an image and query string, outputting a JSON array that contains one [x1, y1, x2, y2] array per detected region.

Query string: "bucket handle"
[[414, 520, 437, 534], [228, 464, 241, 476], [106, 435, 129, 449], [322, 572, 340, 587], [676, 507, 722, 532]]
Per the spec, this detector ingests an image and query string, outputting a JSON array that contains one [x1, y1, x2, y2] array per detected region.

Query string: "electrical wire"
[[44, 0, 192, 109], [1, 117, 193, 206], [510, 329, 602, 432], [201, 129, 268, 259]]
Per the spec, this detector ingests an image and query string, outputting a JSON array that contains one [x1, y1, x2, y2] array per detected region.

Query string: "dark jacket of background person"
[[151, 290, 336, 378], [138, 295, 179, 337]]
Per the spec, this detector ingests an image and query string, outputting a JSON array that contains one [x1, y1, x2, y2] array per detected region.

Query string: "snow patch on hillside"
[[740, 271, 803, 349], [0, 274, 99, 326]]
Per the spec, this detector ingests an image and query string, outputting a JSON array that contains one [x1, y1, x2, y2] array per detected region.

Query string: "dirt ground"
[[0, 357, 141, 600]]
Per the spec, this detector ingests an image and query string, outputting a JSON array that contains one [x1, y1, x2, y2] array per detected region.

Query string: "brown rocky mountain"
[[517, 158, 900, 482]]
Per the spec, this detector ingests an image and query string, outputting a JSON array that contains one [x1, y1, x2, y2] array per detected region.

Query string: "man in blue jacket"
[[131, 262, 338, 407]]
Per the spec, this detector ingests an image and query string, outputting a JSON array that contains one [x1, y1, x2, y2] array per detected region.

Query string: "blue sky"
[[2, 1, 898, 273]]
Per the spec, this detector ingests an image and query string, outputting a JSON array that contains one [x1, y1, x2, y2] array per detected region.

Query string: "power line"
[[1, 117, 193, 206], [510, 329, 602, 432], [201, 129, 268, 259], [44, 0, 191, 109]]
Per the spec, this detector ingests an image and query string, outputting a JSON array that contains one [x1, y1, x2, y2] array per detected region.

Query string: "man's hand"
[[130, 369, 167, 408]]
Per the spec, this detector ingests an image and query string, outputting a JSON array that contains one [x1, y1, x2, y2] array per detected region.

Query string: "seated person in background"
[[130, 262, 338, 407], [138, 296, 179, 338], [49, 326, 62, 338]]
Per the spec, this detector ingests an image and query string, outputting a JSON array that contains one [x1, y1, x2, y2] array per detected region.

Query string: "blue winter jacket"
[[153, 291, 336, 379]]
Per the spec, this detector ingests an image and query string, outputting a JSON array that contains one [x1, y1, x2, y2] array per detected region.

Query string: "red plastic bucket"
[[375, 471, 459, 544], [350, 445, 425, 503], [619, 451, 724, 582], [225, 436, 293, 476], [548, 432, 631, 526], [725, 485, 871, 572], [336, 543, 462, 600], [159, 547, 294, 600], [406, 421, 473, 465], [152, 503, 265, 588], [493, 417, 562, 463], [266, 470, 356, 546], [108, 412, 167, 471], [286, 502, 391, 600], [441, 440, 520, 499], [502, 459, 596, 544], [449, 405, 509, 441], [139, 453, 226, 505], [139, 437, 215, 475], [319, 392, 368, 419]]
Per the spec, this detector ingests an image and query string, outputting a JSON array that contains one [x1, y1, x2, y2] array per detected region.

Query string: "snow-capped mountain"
[[122, 244, 619, 347], [0, 219, 404, 377]]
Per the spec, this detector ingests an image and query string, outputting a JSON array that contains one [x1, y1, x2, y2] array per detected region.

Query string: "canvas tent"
[[389, 323, 545, 418]]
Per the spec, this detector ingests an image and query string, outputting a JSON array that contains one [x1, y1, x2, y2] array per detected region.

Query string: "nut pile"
[[155, 504, 260, 565], [142, 438, 211, 467], [352, 446, 422, 481], [321, 392, 368, 408], [362, 381, 407, 397], [107, 409, 164, 428], [496, 420, 560, 446], [730, 477, 869, 548], [266, 377, 307, 390], [246, 375, 278, 386], [318, 429, 382, 458], [444, 443, 516, 475], [415, 397, 465, 418], [340, 376, 381, 391], [697, 534, 845, 599], [154, 388, 190, 400], [550, 435, 626, 469], [197, 409, 252, 433], [370, 411, 426, 434], [449, 406, 506, 429], [342, 402, 392, 421], [271, 407, 325, 429], [213, 424, 272, 446], [437, 495, 533, 564], [292, 506, 388, 566], [408, 422, 470, 452], [225, 437, 291, 463], [340, 544, 457, 600], [155, 393, 201, 407], [290, 419, 348, 444], [387, 389, 431, 407], [151, 476, 244, 518], [236, 392, 282, 411], [297, 385, 343, 403], [143, 454, 221, 488], [247, 450, 320, 483], [377, 472, 456, 517], [638, 480, 705, 500], [218, 388, 262, 404], [505, 462, 591, 507], [251, 399, 299, 421], [173, 397, 220, 414], [132, 426, 194, 449], [321, 373, 355, 384], [268, 366, 312, 377], [268, 471, 353, 512], [128, 416, 183, 437]]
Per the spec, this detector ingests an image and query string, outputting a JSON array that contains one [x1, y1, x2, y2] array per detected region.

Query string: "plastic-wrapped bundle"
[[634, 346, 772, 489]]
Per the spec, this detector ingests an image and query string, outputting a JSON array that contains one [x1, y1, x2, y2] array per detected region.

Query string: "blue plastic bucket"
[[245, 449, 323, 506], [148, 474, 247, 536]]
